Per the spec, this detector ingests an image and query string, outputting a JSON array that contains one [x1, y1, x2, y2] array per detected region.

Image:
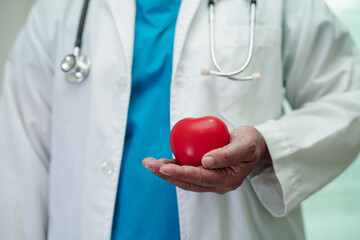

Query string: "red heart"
[[170, 116, 230, 166]]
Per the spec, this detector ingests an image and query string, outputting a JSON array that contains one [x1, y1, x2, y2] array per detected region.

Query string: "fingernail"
[[203, 157, 215, 168]]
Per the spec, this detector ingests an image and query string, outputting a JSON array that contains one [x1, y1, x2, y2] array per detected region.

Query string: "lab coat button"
[[102, 161, 115, 175], [116, 78, 127, 91]]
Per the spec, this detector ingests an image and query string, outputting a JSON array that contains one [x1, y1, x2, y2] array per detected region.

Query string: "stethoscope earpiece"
[[201, 67, 262, 82]]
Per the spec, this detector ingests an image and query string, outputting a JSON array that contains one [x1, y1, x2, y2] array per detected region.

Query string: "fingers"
[[159, 164, 229, 187], [143, 157, 225, 193], [152, 169, 222, 193], [202, 128, 261, 169], [141, 126, 265, 194], [142, 157, 176, 171], [157, 165, 240, 193], [143, 157, 241, 189]]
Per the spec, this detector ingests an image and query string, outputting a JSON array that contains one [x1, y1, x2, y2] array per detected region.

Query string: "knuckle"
[[217, 150, 229, 166], [244, 140, 258, 158], [158, 158, 167, 162], [195, 170, 204, 185], [186, 167, 203, 185], [245, 138, 257, 151], [188, 184, 196, 192], [221, 149, 237, 166], [249, 144, 257, 155]]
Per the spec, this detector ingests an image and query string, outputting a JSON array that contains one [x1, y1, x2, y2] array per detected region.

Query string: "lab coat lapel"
[[103, 0, 202, 77], [172, 0, 202, 79], [103, 0, 136, 72]]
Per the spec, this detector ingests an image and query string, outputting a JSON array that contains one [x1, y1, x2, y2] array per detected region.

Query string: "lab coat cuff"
[[249, 120, 301, 217]]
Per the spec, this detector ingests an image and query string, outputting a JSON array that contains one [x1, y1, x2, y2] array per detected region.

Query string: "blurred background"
[[0, 0, 359, 239], [300, 1, 360, 239]]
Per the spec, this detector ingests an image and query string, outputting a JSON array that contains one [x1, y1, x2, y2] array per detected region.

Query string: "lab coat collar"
[[104, 0, 202, 77]]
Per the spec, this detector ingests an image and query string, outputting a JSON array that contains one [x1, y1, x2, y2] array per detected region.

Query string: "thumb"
[[202, 141, 248, 169]]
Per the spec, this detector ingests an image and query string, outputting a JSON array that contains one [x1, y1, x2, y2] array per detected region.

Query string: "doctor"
[[0, 0, 359, 239]]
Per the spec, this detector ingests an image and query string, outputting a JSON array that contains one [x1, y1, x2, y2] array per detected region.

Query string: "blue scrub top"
[[111, 1, 181, 240]]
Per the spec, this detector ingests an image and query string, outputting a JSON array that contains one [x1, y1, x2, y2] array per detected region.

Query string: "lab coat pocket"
[[215, 26, 283, 128]]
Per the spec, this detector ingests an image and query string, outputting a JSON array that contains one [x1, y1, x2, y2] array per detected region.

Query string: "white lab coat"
[[0, 0, 359, 239]]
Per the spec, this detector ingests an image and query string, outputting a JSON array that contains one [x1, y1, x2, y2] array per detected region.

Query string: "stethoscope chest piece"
[[61, 47, 91, 83]]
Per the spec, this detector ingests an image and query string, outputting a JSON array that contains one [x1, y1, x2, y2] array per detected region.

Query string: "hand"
[[142, 126, 272, 194]]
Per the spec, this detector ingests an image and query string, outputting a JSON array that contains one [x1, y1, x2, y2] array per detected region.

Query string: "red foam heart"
[[170, 116, 230, 166]]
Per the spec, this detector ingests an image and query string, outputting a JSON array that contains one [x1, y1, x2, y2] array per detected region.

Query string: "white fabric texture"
[[0, 0, 359, 239]]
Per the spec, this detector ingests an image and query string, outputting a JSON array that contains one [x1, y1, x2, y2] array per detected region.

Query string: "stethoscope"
[[60, 0, 91, 83], [61, 0, 261, 83], [202, 0, 261, 82]]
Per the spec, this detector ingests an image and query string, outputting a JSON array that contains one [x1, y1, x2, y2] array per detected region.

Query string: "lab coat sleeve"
[[250, 0, 360, 217], [0, 1, 54, 239]]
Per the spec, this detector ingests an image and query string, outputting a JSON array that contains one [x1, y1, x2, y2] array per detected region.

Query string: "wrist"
[[258, 131, 272, 165]]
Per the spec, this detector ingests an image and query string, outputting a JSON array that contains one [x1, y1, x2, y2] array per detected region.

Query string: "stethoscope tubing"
[[61, 0, 91, 83], [75, 0, 91, 49], [209, 2, 256, 76], [62, 0, 261, 83], [206, 1, 257, 80]]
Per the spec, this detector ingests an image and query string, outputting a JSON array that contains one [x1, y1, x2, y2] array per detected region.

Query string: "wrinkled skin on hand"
[[143, 126, 272, 194]]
